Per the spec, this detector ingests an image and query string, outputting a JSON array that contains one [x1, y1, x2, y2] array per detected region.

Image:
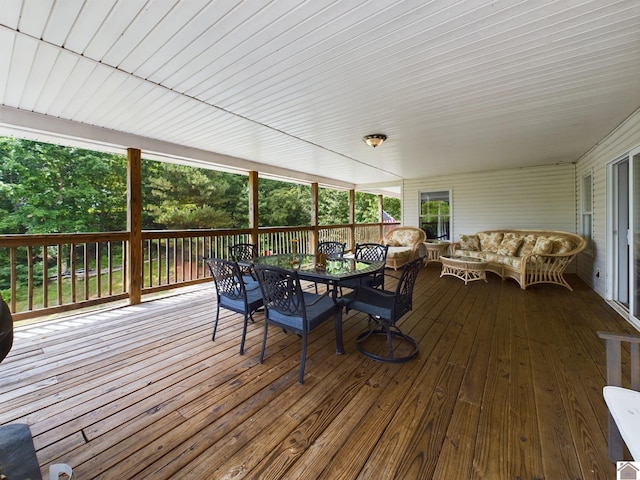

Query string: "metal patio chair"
[[342, 242, 388, 291], [341, 257, 423, 363], [229, 242, 259, 285], [314, 241, 347, 292], [254, 264, 342, 384], [317, 241, 346, 259], [0, 294, 13, 364], [206, 257, 264, 355]]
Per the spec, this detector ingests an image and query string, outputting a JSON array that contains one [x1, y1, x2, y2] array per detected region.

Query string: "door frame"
[[608, 147, 640, 330]]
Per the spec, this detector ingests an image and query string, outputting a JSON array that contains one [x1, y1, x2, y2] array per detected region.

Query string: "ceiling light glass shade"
[[363, 134, 387, 148]]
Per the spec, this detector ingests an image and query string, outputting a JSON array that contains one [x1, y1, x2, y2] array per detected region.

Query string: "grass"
[[7, 257, 204, 314]]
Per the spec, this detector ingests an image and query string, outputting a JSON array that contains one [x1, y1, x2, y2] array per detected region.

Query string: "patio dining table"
[[245, 253, 386, 353]]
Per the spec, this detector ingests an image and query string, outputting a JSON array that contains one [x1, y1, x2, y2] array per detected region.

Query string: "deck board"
[[0, 265, 637, 479]]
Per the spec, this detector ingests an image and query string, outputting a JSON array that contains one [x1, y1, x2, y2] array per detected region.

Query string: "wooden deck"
[[0, 264, 637, 479]]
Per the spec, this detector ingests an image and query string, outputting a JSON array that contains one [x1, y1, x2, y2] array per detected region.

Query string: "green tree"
[[0, 138, 128, 291], [142, 162, 248, 229], [354, 192, 380, 223], [383, 197, 401, 221], [0, 138, 127, 233], [258, 179, 311, 227], [319, 188, 349, 225]]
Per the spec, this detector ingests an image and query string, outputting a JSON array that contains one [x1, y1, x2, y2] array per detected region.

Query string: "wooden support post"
[[349, 189, 355, 252], [311, 182, 319, 253], [127, 148, 142, 305], [248, 171, 259, 248], [378, 194, 384, 241]]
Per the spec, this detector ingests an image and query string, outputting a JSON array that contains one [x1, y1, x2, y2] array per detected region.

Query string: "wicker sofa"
[[450, 229, 586, 290], [381, 226, 426, 270]]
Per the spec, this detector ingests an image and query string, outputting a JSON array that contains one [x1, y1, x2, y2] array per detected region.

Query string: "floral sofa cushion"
[[517, 234, 538, 256], [550, 236, 576, 254], [459, 234, 480, 251], [384, 228, 424, 247], [478, 232, 503, 253], [457, 250, 523, 269], [383, 227, 427, 269], [532, 236, 554, 254], [496, 233, 523, 256], [451, 229, 586, 290]]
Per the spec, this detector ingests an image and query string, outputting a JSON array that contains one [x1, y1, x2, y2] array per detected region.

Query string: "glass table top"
[[251, 254, 384, 281]]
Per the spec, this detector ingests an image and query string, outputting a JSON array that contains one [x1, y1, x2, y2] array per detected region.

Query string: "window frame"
[[581, 171, 593, 255], [418, 189, 452, 241]]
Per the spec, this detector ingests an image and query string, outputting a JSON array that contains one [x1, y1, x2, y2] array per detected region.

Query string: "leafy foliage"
[[142, 162, 248, 229], [0, 137, 127, 233], [0, 137, 401, 291], [259, 179, 311, 227]]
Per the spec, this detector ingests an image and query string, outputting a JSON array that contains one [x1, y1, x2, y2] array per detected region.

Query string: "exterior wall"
[[575, 107, 640, 298], [402, 163, 576, 238], [402, 107, 640, 301]]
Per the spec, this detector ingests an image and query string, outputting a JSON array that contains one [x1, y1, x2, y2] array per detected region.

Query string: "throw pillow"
[[478, 232, 504, 253], [517, 234, 537, 256], [458, 234, 480, 251], [496, 233, 523, 256], [550, 236, 576, 254], [532, 236, 554, 255]]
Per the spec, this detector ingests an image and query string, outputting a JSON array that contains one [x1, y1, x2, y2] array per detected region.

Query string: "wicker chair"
[[206, 258, 263, 355]]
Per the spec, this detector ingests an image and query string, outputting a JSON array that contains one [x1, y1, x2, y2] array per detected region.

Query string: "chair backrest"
[[229, 243, 258, 263], [354, 243, 389, 289], [0, 295, 13, 364], [317, 241, 346, 258], [206, 257, 246, 301], [392, 257, 423, 319], [354, 243, 388, 262], [254, 265, 306, 318]]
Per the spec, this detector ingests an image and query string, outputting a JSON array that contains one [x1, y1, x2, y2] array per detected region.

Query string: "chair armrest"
[[306, 290, 332, 306], [356, 285, 395, 300], [384, 272, 401, 281]]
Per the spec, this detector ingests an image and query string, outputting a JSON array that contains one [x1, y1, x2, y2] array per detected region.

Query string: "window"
[[581, 173, 593, 254], [419, 190, 451, 240]]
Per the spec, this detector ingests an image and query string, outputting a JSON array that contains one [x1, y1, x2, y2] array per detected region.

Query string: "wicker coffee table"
[[440, 255, 488, 285]]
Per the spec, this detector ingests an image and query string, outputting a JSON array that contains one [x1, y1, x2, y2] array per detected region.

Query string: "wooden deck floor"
[[0, 265, 637, 479]]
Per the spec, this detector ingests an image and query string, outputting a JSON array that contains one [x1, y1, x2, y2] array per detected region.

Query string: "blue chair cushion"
[[242, 275, 258, 289], [268, 292, 337, 331], [341, 287, 395, 319], [220, 285, 262, 313]]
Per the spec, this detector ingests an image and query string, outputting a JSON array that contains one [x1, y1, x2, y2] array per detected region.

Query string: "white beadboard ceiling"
[[1, 0, 639, 194]]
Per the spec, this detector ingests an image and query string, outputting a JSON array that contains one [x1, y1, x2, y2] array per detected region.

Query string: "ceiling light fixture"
[[363, 134, 387, 148]]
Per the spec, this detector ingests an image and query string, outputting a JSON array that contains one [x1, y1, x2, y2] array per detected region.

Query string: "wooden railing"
[[0, 223, 398, 321], [140, 229, 253, 294], [0, 232, 130, 320]]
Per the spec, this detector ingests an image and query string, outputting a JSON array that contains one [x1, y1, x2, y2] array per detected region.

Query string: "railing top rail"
[[0, 232, 130, 247], [142, 228, 252, 239]]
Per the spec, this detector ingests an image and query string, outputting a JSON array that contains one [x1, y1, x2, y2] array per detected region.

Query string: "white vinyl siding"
[[402, 163, 576, 240], [575, 107, 640, 298]]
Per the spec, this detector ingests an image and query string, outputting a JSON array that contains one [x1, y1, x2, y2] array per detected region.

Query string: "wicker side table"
[[440, 255, 488, 285], [422, 241, 450, 265]]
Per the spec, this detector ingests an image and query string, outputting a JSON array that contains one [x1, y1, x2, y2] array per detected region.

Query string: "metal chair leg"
[[355, 318, 418, 363]]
